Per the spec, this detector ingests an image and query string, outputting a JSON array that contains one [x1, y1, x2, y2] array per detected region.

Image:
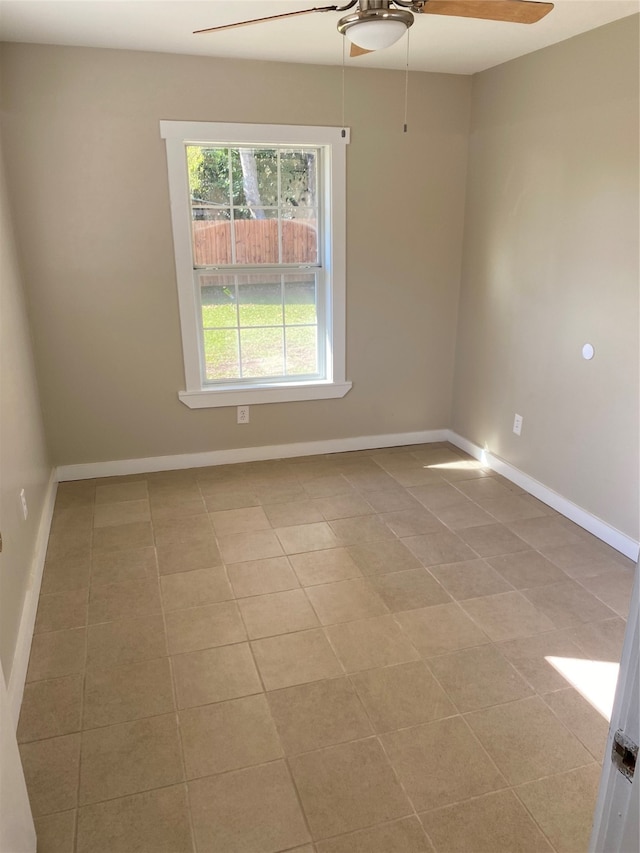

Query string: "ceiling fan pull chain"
[[403, 26, 410, 133], [341, 35, 347, 137]]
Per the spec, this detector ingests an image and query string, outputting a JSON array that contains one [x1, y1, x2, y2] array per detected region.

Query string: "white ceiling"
[[0, 0, 637, 74]]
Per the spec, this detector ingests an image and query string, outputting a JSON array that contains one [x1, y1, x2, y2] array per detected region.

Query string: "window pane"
[[281, 218, 318, 264], [201, 279, 237, 328], [238, 278, 283, 327], [234, 210, 279, 264], [284, 275, 317, 325], [191, 210, 232, 266], [280, 149, 317, 206], [232, 148, 278, 208], [241, 328, 284, 378], [187, 146, 231, 206], [203, 329, 240, 381], [286, 326, 318, 375]]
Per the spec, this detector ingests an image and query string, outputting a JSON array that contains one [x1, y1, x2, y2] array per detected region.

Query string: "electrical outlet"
[[19, 488, 28, 520], [237, 405, 250, 424], [513, 414, 523, 436]]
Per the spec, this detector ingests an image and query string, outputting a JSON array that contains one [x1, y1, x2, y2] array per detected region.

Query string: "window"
[[160, 122, 351, 408]]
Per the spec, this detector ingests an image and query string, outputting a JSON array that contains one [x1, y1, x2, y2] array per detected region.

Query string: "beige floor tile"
[[420, 789, 553, 853], [306, 578, 389, 624], [149, 491, 205, 515], [267, 677, 372, 754], [189, 760, 310, 853], [86, 614, 166, 670], [466, 696, 592, 784], [153, 513, 213, 547], [428, 644, 533, 712], [95, 481, 148, 504], [429, 559, 512, 601], [347, 539, 422, 576], [344, 469, 401, 491], [41, 557, 91, 595], [541, 541, 630, 580], [51, 505, 93, 536], [432, 501, 496, 530], [218, 529, 285, 563], [20, 734, 81, 816], [408, 482, 469, 511], [403, 531, 476, 567], [507, 517, 585, 550], [329, 515, 395, 546], [238, 588, 319, 639], [77, 785, 193, 853], [351, 661, 455, 733], [290, 737, 412, 839], [45, 529, 92, 563], [160, 567, 233, 611], [55, 480, 96, 509], [515, 764, 601, 853], [325, 615, 420, 673], [93, 500, 150, 529], [166, 600, 246, 653], [370, 569, 451, 612], [82, 657, 175, 728], [316, 492, 376, 521], [569, 618, 627, 661], [88, 577, 161, 624], [203, 489, 261, 511], [172, 642, 262, 708], [454, 477, 514, 501], [263, 499, 325, 527], [580, 569, 634, 617], [365, 488, 422, 513], [91, 545, 157, 587], [18, 675, 82, 743], [379, 508, 444, 537], [156, 537, 222, 575], [289, 546, 364, 587], [395, 603, 489, 658], [497, 629, 585, 693], [91, 521, 153, 553], [180, 693, 283, 778], [35, 588, 88, 634], [316, 816, 432, 853], [524, 580, 617, 628], [543, 687, 609, 759], [457, 523, 529, 557], [381, 716, 505, 812], [302, 473, 353, 498], [274, 521, 341, 554], [486, 549, 567, 589], [461, 590, 556, 641], [227, 555, 299, 597], [252, 628, 343, 690], [34, 809, 77, 853], [27, 627, 86, 682], [480, 494, 551, 523], [79, 713, 183, 805], [209, 505, 271, 536]]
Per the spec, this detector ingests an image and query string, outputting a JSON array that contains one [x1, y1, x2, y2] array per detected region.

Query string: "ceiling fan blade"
[[194, 5, 338, 35], [421, 0, 554, 25], [350, 43, 374, 57]]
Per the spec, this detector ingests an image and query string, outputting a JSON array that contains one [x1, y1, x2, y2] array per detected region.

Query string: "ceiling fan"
[[194, 0, 555, 58]]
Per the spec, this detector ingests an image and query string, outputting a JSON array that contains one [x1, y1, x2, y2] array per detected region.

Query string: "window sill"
[[178, 380, 352, 409]]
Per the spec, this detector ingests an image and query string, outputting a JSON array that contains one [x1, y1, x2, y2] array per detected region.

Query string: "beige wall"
[[0, 140, 52, 680], [0, 44, 471, 466], [452, 16, 639, 539]]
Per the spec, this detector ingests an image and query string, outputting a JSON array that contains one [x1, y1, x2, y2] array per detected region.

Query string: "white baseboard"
[[446, 431, 640, 562], [56, 430, 450, 481], [8, 470, 58, 729]]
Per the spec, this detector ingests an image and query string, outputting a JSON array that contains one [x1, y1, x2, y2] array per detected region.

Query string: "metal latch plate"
[[612, 729, 637, 782]]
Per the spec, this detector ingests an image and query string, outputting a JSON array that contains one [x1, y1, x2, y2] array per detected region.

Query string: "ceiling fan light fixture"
[[337, 8, 413, 51]]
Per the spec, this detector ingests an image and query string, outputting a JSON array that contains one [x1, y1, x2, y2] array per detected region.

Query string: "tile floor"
[[19, 442, 636, 853]]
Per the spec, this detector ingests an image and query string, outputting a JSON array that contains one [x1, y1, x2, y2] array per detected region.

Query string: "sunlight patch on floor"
[[546, 656, 619, 721]]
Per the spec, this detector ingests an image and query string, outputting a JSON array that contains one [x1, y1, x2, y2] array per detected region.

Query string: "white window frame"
[[160, 121, 352, 409]]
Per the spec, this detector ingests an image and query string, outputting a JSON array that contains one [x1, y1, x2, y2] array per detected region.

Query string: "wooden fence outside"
[[192, 218, 318, 266]]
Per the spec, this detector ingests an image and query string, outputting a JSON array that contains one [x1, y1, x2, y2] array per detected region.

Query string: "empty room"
[[0, 2, 638, 852]]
